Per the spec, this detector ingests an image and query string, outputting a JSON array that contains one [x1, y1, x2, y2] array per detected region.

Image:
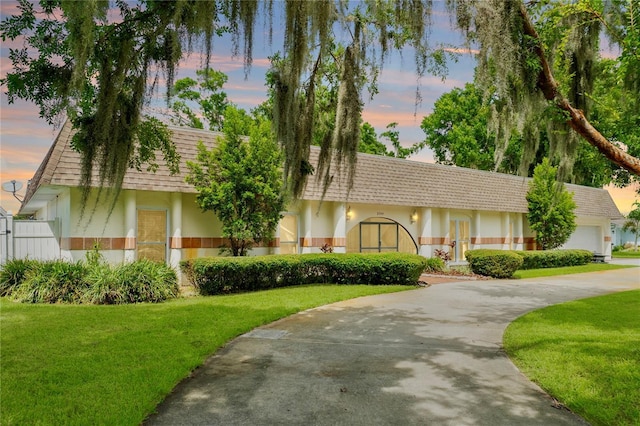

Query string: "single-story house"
[[19, 122, 622, 269]]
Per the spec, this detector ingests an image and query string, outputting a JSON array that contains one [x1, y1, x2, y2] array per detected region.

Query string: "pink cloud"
[[442, 47, 479, 55]]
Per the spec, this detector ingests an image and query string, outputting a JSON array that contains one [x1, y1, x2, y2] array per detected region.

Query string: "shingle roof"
[[21, 122, 623, 219]]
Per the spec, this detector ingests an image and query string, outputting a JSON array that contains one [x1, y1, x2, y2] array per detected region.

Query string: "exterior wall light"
[[410, 209, 418, 224], [346, 206, 353, 221]]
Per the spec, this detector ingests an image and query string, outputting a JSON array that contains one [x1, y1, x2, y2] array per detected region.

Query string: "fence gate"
[[0, 212, 10, 265], [0, 214, 61, 264]]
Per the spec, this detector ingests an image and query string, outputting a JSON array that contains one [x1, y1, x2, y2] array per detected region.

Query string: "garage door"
[[562, 226, 600, 252]]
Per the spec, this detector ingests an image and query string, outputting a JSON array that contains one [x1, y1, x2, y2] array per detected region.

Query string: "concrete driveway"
[[147, 267, 640, 426]]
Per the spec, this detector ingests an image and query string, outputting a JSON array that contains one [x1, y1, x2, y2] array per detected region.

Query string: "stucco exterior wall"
[[30, 187, 614, 266]]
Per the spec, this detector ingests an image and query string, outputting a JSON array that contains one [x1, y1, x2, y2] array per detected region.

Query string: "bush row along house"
[[18, 123, 621, 269]]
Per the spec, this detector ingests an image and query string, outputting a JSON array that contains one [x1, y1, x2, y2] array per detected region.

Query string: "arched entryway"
[[346, 217, 417, 254]]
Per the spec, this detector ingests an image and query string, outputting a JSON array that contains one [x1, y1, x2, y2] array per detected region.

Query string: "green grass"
[[612, 250, 640, 258], [0, 284, 411, 425], [512, 263, 634, 279], [504, 290, 640, 426]]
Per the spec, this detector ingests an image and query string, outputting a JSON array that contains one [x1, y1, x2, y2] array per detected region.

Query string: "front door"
[[450, 219, 470, 262], [137, 209, 167, 262]]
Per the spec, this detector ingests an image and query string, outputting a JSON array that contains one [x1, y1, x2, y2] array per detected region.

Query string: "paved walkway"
[[147, 267, 640, 425]]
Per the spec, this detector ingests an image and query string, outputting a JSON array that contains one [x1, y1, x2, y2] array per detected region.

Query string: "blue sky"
[[0, 1, 636, 214]]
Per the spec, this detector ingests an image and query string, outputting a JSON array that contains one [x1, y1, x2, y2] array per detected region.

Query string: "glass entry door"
[[137, 209, 167, 262], [449, 219, 470, 262]]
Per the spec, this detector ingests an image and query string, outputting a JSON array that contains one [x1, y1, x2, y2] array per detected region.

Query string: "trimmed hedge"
[[464, 249, 594, 278], [465, 249, 524, 278], [180, 253, 428, 295], [512, 249, 593, 270], [2, 258, 178, 304]]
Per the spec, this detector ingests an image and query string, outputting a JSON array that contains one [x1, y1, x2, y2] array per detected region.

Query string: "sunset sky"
[[1, 1, 637, 215]]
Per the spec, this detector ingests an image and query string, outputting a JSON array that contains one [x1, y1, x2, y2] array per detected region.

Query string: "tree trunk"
[[519, 3, 640, 176]]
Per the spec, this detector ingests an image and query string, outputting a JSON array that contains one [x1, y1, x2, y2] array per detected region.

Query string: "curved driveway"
[[148, 267, 639, 425]]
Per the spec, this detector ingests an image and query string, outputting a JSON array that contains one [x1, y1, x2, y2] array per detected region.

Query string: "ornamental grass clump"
[[12, 260, 90, 303], [4, 258, 178, 304], [0, 258, 38, 296]]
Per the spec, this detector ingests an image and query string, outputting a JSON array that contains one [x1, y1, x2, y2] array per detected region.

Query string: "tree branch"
[[519, 2, 640, 176]]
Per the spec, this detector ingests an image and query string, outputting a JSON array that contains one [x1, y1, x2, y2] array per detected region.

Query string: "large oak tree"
[[1, 0, 638, 205]]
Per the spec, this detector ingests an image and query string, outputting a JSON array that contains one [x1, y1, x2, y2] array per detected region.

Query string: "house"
[[611, 218, 638, 249], [18, 122, 622, 270]]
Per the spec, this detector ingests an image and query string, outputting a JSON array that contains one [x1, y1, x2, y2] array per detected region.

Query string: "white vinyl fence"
[[1, 211, 61, 265]]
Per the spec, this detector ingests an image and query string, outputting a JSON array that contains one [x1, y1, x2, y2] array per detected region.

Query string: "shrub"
[[114, 259, 179, 303], [513, 249, 593, 270], [83, 263, 127, 304], [465, 249, 523, 278], [0, 258, 38, 296], [12, 260, 90, 303], [84, 260, 179, 304], [6, 258, 178, 304], [424, 257, 445, 273], [181, 253, 428, 295]]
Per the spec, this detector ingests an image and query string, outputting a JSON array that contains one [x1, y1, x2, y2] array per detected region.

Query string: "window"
[[137, 209, 167, 262], [347, 217, 417, 254], [360, 221, 398, 252], [279, 214, 298, 254], [449, 219, 470, 262]]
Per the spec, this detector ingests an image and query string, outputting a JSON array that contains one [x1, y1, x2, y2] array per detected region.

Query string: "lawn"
[[503, 290, 640, 426], [612, 250, 640, 258], [0, 284, 411, 425], [512, 263, 634, 279]]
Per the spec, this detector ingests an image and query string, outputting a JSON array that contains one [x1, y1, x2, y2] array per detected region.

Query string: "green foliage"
[[464, 249, 524, 278], [420, 83, 521, 173], [622, 201, 640, 250], [6, 258, 178, 304], [424, 256, 446, 273], [12, 260, 90, 303], [0, 0, 196, 213], [180, 253, 428, 295], [358, 121, 423, 159], [451, 0, 640, 180], [420, 81, 623, 187], [0, 258, 38, 296], [513, 263, 631, 279], [84, 259, 179, 304], [359, 122, 389, 156], [185, 106, 286, 256], [526, 159, 577, 250], [169, 69, 230, 131], [513, 249, 593, 270]]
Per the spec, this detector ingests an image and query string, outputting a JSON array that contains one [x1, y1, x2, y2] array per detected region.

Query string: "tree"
[[526, 158, 577, 250], [185, 106, 286, 256], [359, 122, 389, 156], [359, 122, 421, 159], [450, 0, 640, 177], [420, 83, 521, 173], [1, 0, 639, 207], [169, 69, 229, 131], [420, 80, 632, 188], [622, 201, 640, 251]]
